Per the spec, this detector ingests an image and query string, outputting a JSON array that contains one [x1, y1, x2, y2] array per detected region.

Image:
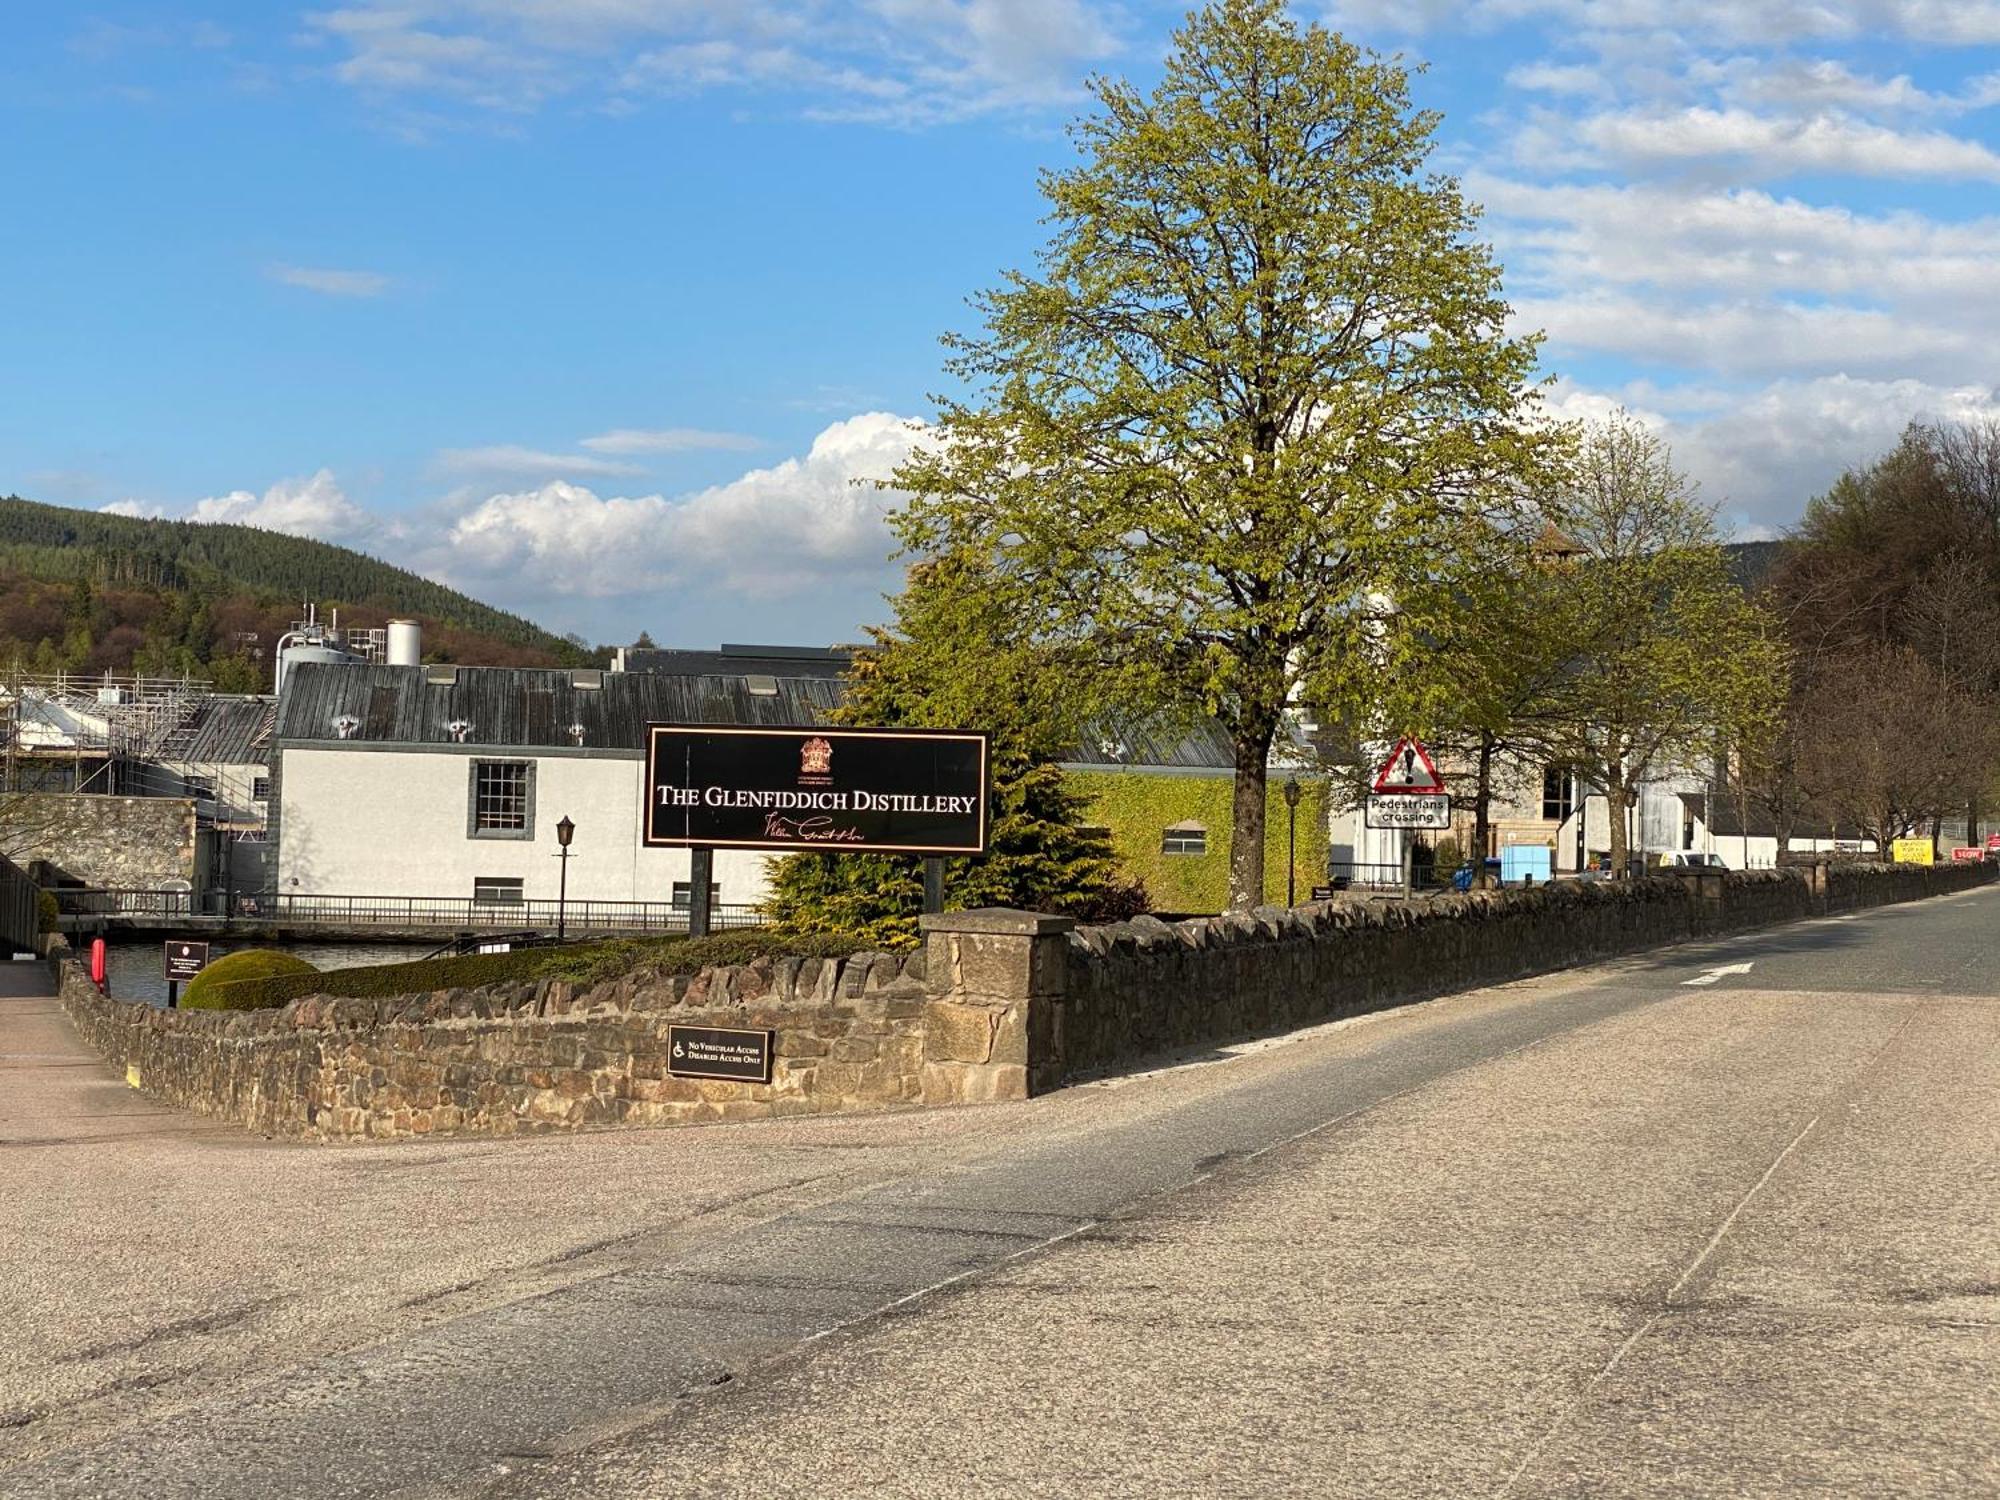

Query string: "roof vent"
[[568, 722, 587, 746], [331, 714, 361, 741], [446, 719, 472, 744], [745, 673, 779, 697], [570, 670, 603, 690], [425, 665, 459, 686]]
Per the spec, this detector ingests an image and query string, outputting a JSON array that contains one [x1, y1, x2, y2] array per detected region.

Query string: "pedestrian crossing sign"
[[1371, 737, 1446, 795]]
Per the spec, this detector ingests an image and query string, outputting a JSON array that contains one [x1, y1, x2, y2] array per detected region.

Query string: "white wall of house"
[[276, 746, 774, 907]]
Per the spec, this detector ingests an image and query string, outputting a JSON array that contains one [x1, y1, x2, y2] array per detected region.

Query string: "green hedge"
[[1066, 769, 1331, 913], [190, 930, 865, 1012], [183, 949, 320, 1010]]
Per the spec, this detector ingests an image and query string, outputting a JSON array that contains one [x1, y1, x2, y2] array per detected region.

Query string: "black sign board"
[[667, 1024, 774, 1083], [163, 940, 210, 982], [644, 724, 989, 855], [1310, 885, 1334, 902]]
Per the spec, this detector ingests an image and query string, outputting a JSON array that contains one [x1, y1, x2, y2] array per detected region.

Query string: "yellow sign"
[[1891, 838, 1934, 866], [125, 1063, 141, 1089]]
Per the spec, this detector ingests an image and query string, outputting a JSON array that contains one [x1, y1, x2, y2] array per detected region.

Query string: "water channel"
[[106, 941, 440, 1008]]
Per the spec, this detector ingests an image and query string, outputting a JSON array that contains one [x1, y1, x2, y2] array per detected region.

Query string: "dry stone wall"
[[1051, 863, 1994, 1083], [54, 859, 1994, 1139], [57, 944, 934, 1140]]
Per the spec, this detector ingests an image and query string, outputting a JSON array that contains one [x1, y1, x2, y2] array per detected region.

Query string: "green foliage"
[[0, 494, 591, 679], [888, 0, 1555, 909], [1064, 769, 1329, 912], [186, 931, 864, 1011], [36, 889, 58, 935], [181, 949, 319, 1010], [764, 553, 1141, 948], [1532, 413, 1788, 876]]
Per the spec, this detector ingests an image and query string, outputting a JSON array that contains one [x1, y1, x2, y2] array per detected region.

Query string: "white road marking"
[[1682, 961, 1755, 988]]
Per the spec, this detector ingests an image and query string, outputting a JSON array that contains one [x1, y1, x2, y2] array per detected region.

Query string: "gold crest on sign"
[[800, 737, 833, 776]]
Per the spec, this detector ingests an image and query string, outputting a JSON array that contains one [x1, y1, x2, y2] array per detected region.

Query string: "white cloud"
[[578, 426, 760, 455], [1553, 375, 2000, 531], [1573, 106, 2000, 181], [267, 264, 393, 297], [432, 445, 645, 481], [99, 499, 170, 519], [436, 412, 922, 599], [305, 0, 1124, 126], [186, 469, 381, 543], [1331, 1, 2000, 45]]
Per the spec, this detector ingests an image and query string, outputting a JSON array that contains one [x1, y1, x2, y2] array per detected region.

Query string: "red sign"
[[1372, 737, 1446, 795], [1986, 833, 2000, 851], [1952, 846, 1983, 862]]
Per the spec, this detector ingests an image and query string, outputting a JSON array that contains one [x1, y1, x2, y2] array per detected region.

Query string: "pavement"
[[2, 888, 1996, 1498]]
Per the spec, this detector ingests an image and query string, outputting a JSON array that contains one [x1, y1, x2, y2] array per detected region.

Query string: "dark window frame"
[[1161, 824, 1208, 856], [670, 881, 723, 908], [1541, 768, 1575, 823], [467, 759, 536, 840], [473, 876, 525, 905]]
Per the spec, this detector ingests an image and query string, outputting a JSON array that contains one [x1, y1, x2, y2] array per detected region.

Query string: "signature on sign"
[[763, 812, 866, 844]]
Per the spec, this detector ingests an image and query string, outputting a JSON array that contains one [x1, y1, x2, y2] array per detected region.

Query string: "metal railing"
[[0, 856, 39, 952], [1322, 861, 1453, 894], [50, 888, 766, 932]]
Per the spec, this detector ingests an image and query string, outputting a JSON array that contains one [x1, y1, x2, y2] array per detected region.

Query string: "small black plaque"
[[667, 1024, 774, 1083], [163, 940, 210, 982], [1310, 885, 1334, 902]]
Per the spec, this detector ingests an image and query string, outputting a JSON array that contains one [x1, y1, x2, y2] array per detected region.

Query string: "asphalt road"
[[4, 887, 1996, 1498]]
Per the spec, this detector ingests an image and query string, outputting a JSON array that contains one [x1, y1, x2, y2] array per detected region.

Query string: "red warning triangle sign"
[[1372, 737, 1447, 795]]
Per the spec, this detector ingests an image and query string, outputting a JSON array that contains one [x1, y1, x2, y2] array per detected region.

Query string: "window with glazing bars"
[[473, 760, 531, 833], [1541, 768, 1575, 822]]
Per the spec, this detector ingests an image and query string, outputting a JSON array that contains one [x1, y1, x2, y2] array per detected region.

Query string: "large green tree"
[[1536, 414, 1786, 876], [763, 554, 1142, 948], [891, 0, 1552, 910]]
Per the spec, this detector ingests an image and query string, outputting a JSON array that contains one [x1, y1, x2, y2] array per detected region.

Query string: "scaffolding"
[[1, 668, 214, 793]]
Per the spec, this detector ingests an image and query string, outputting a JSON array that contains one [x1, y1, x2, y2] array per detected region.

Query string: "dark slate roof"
[[276, 663, 843, 750], [275, 660, 1246, 771], [1065, 711, 1236, 771], [1679, 791, 1841, 841], [174, 696, 277, 765], [621, 646, 851, 679]]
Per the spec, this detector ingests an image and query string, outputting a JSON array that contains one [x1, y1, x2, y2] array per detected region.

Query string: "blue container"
[[1500, 845, 1552, 885]]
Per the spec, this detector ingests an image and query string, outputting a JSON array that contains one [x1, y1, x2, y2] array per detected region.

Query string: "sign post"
[[687, 846, 715, 939], [1369, 738, 1449, 899], [644, 725, 991, 931], [162, 939, 210, 1009]]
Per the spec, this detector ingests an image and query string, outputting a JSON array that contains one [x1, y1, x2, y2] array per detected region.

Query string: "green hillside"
[[0, 495, 591, 688]]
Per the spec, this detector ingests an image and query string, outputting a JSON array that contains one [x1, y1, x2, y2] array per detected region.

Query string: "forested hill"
[[0, 495, 590, 689]]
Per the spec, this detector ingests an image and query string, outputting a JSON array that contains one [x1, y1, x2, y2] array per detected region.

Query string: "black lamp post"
[[555, 815, 575, 941], [1283, 777, 1302, 906]]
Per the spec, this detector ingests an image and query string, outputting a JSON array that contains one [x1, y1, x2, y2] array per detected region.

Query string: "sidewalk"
[[0, 961, 222, 1147]]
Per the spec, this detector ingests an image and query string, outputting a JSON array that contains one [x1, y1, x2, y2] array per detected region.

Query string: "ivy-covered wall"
[[1065, 769, 1330, 913]]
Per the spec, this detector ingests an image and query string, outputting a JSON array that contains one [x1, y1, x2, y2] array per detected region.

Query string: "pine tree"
[[764, 554, 1145, 947]]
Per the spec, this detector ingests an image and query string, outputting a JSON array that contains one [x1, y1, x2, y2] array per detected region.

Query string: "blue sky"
[[4, 2, 1998, 648]]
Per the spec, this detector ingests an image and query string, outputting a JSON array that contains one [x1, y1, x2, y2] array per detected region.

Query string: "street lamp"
[[1283, 777, 1302, 906], [555, 815, 576, 941]]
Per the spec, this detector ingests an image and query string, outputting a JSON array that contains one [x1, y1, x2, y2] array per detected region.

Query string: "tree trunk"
[[1227, 717, 1277, 912], [1607, 783, 1633, 879], [1472, 732, 1496, 888]]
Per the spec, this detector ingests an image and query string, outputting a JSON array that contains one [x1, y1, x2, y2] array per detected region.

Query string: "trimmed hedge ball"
[[181, 949, 319, 1010]]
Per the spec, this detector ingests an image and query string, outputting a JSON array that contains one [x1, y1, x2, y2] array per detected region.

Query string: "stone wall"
[[926, 862, 1995, 1094], [57, 944, 939, 1140], [12, 794, 197, 888], [54, 859, 1994, 1140]]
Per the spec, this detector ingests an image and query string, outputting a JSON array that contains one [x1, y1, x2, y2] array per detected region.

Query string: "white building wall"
[[276, 747, 775, 906]]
